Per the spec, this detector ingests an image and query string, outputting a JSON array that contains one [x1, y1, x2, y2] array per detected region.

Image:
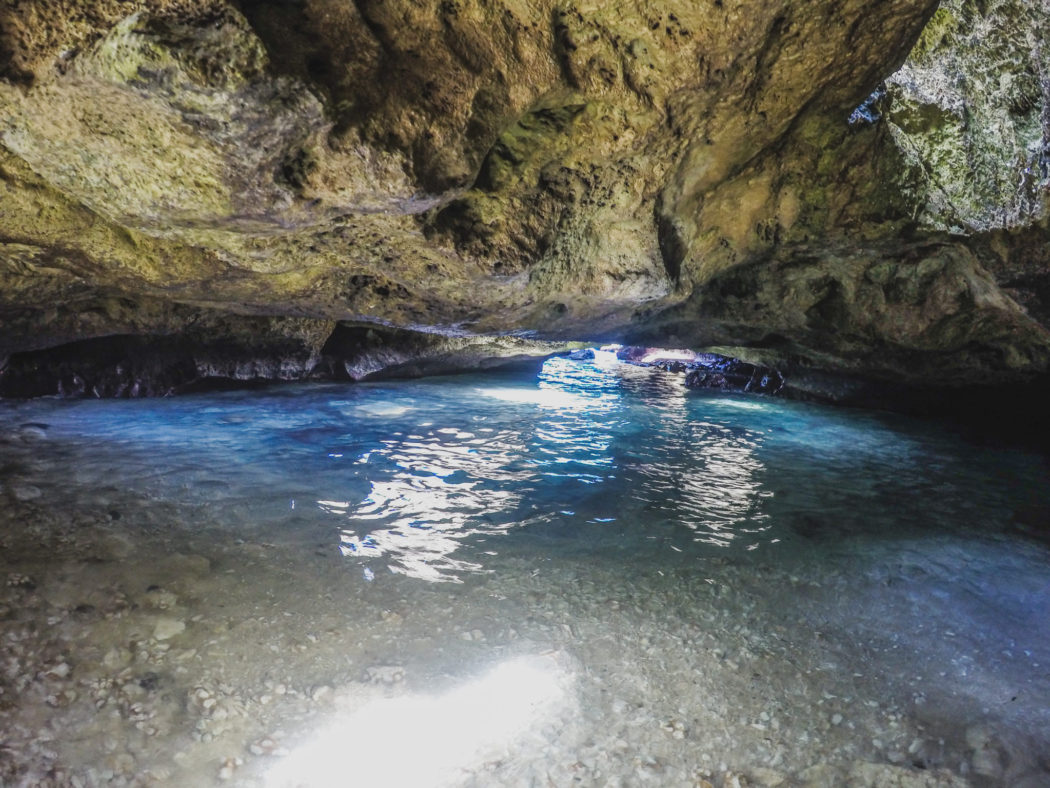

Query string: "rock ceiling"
[[0, 0, 1047, 388]]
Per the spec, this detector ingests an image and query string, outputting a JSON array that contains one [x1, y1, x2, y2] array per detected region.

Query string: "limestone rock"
[[883, 0, 1049, 233], [657, 239, 1050, 386], [0, 0, 1047, 399], [0, 314, 334, 397], [0, 320, 573, 397], [152, 617, 185, 641], [316, 324, 577, 382]]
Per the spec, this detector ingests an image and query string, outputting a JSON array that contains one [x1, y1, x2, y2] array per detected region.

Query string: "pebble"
[[831, 713, 843, 725], [144, 588, 178, 610], [190, 686, 216, 712], [106, 752, 136, 775], [11, 484, 42, 501], [249, 736, 286, 756], [365, 665, 405, 684], [103, 647, 132, 668], [45, 661, 71, 679], [45, 689, 77, 707], [659, 719, 687, 739], [153, 618, 185, 641], [218, 757, 242, 780]]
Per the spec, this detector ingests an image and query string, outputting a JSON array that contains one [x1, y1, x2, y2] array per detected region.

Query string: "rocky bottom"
[[1, 487, 1047, 787], [1, 363, 1048, 788]]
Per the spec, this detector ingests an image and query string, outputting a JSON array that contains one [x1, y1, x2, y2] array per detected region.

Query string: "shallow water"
[[1, 354, 1048, 787]]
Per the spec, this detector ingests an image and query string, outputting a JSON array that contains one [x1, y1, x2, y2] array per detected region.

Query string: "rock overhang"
[[0, 0, 1047, 402]]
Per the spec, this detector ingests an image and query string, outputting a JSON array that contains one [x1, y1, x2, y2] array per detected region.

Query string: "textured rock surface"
[[0, 321, 571, 397], [0, 0, 1048, 394], [0, 314, 332, 397], [640, 238, 1050, 385], [316, 324, 579, 382], [883, 0, 1049, 233]]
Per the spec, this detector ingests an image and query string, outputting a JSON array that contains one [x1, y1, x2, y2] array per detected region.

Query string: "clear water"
[[1, 354, 1048, 787]]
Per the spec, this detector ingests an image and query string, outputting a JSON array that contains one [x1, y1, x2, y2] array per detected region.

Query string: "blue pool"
[[1, 353, 1047, 786]]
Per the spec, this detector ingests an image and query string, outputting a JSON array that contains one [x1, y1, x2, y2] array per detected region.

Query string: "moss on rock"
[[3, 0, 1050, 394], [883, 0, 1049, 232]]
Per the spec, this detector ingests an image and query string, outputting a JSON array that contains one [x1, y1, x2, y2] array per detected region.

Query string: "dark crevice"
[[654, 209, 685, 285]]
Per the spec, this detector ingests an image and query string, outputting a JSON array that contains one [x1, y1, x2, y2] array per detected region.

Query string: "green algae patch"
[[907, 6, 958, 64]]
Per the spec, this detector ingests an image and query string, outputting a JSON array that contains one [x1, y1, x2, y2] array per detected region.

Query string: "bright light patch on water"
[[707, 397, 770, 411], [637, 348, 696, 363], [265, 655, 567, 788], [477, 385, 595, 410], [335, 473, 518, 581]]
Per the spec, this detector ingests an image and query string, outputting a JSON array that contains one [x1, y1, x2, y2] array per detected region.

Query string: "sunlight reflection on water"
[[312, 354, 772, 580], [6, 351, 1030, 586]]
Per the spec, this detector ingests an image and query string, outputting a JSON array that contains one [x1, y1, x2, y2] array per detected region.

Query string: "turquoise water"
[[2, 353, 1049, 786], [10, 353, 1044, 575]]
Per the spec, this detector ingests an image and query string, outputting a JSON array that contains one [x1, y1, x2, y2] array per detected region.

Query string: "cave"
[[1, 1, 1049, 785]]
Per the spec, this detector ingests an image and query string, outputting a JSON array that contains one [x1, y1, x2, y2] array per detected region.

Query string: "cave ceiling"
[[0, 0, 1048, 386]]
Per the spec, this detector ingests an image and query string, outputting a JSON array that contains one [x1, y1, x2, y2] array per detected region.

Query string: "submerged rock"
[[597, 343, 785, 395], [683, 355, 786, 396], [581, 343, 786, 398]]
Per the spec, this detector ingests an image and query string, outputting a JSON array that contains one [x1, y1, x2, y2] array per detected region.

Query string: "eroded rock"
[[684, 356, 785, 397], [0, 0, 1046, 400]]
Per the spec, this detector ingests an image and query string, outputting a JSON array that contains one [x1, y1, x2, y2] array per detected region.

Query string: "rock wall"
[[0, 0, 1048, 396], [883, 0, 1049, 233], [0, 319, 571, 398]]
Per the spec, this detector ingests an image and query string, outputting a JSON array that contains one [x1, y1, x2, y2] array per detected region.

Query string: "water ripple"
[[2, 354, 1046, 582]]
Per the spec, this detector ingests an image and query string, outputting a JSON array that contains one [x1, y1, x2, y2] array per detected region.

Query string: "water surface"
[[1, 354, 1048, 786]]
